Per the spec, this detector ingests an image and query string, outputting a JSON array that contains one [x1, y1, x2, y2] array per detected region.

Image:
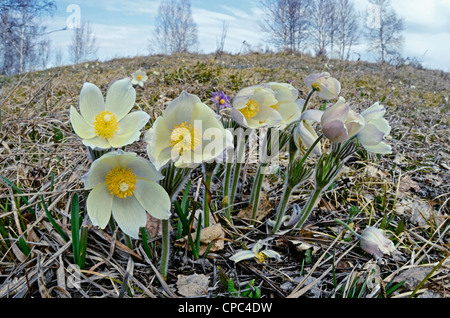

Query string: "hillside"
[[0, 53, 448, 299]]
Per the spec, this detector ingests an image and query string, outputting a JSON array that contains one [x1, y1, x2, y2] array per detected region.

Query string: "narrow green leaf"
[[40, 195, 69, 242], [71, 194, 80, 265]]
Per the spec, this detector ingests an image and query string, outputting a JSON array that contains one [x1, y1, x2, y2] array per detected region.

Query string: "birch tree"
[[152, 0, 198, 54], [365, 0, 404, 63]]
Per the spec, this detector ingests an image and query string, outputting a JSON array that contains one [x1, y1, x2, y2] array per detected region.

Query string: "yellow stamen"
[[239, 98, 259, 119], [311, 82, 321, 92], [169, 122, 202, 154], [219, 99, 225, 105], [105, 167, 137, 198], [136, 74, 143, 81], [255, 252, 266, 263], [93, 110, 119, 139]]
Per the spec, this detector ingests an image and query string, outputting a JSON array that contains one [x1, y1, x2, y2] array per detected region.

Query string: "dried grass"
[[0, 53, 448, 298]]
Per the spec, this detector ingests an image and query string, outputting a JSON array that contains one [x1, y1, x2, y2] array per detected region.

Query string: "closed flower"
[[304, 72, 341, 100], [360, 227, 396, 258]]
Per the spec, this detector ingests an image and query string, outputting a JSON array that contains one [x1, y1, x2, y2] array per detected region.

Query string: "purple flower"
[[211, 91, 231, 109]]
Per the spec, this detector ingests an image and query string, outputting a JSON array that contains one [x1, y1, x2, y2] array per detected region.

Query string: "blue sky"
[[47, 0, 450, 71]]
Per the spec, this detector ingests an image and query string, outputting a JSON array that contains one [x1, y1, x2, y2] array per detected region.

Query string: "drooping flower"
[[360, 226, 396, 258], [210, 91, 231, 109], [229, 240, 281, 263], [231, 82, 301, 129], [293, 119, 322, 156], [302, 97, 365, 143], [82, 150, 171, 238], [70, 78, 149, 150], [304, 72, 341, 100], [357, 102, 392, 154], [131, 70, 148, 87], [145, 91, 233, 170]]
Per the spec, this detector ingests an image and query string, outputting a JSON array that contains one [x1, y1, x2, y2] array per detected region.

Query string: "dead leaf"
[[396, 197, 443, 227], [145, 214, 161, 237], [399, 176, 421, 192], [176, 273, 209, 297], [237, 191, 273, 221], [364, 165, 388, 179], [175, 223, 225, 256]]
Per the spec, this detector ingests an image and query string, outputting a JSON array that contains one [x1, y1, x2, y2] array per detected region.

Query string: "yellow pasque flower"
[[70, 78, 149, 150], [304, 72, 341, 100], [82, 150, 171, 238], [131, 70, 148, 87], [231, 82, 301, 129], [145, 91, 233, 170], [229, 240, 281, 263]]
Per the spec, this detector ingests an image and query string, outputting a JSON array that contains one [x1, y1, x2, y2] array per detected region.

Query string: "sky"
[[45, 0, 450, 72]]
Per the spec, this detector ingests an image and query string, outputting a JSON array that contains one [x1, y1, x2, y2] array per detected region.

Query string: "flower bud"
[[304, 72, 341, 100], [360, 227, 396, 258]]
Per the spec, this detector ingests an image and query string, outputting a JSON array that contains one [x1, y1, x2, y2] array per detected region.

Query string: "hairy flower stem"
[[250, 162, 268, 226], [271, 184, 294, 233], [222, 161, 233, 221], [203, 167, 213, 228], [160, 219, 170, 280], [225, 129, 247, 221], [302, 89, 315, 113], [294, 188, 323, 229]]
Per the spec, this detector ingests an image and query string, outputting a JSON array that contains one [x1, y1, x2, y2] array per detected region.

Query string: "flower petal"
[[229, 250, 257, 263], [108, 112, 149, 148], [358, 124, 385, 146], [79, 83, 105, 123], [277, 101, 301, 126], [145, 116, 172, 170], [322, 120, 348, 143], [164, 91, 199, 129], [127, 156, 163, 182], [133, 178, 171, 220], [86, 183, 113, 229], [82, 136, 112, 150], [112, 196, 147, 239], [362, 142, 392, 154], [301, 109, 324, 123], [70, 106, 95, 139], [105, 78, 136, 121]]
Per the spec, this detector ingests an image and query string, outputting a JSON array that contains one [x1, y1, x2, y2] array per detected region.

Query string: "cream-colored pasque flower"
[[293, 120, 322, 156], [302, 97, 365, 143], [145, 91, 233, 170], [304, 72, 341, 100], [231, 82, 301, 129], [360, 227, 396, 258], [82, 150, 171, 238], [131, 70, 148, 87], [229, 240, 281, 263], [357, 102, 392, 154], [70, 78, 149, 150]]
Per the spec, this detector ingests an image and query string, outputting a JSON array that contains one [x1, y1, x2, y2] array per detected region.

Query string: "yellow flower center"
[[136, 74, 143, 81], [105, 167, 137, 199], [169, 122, 202, 154], [255, 252, 266, 263], [93, 110, 119, 139], [219, 98, 225, 105], [239, 98, 259, 119], [311, 82, 321, 92]]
